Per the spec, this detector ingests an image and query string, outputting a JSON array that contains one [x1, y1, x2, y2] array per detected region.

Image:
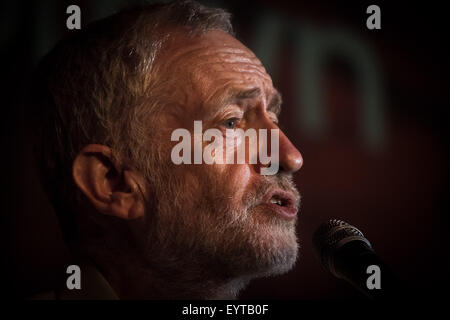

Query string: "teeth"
[[270, 197, 283, 206]]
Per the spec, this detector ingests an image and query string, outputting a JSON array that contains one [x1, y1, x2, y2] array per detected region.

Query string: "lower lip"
[[261, 203, 297, 220]]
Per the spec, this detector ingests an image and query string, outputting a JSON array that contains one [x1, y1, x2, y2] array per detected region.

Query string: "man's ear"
[[72, 144, 146, 220]]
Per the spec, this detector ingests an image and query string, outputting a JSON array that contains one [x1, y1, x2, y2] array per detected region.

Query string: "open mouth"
[[269, 195, 287, 206], [263, 189, 298, 219]]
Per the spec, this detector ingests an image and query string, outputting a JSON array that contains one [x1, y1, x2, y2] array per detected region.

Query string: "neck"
[[80, 242, 248, 299]]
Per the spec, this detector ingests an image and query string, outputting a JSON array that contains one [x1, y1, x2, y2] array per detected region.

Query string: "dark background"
[[1, 0, 448, 300]]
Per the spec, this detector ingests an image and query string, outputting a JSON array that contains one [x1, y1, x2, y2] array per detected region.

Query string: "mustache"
[[244, 173, 301, 210]]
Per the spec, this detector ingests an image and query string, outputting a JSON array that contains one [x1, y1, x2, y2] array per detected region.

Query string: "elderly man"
[[30, 0, 303, 299]]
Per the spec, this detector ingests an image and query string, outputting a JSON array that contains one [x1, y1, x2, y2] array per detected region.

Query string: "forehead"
[[157, 29, 274, 111]]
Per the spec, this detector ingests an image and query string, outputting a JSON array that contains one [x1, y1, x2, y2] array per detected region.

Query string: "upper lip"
[[262, 188, 298, 209]]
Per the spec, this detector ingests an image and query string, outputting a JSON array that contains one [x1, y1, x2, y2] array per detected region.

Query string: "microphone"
[[312, 219, 404, 300]]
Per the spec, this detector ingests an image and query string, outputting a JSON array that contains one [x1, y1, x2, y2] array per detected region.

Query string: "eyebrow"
[[213, 87, 282, 117], [221, 87, 262, 106], [267, 90, 282, 117]]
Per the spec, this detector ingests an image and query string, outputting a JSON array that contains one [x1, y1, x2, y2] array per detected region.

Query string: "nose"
[[277, 129, 303, 173], [252, 114, 303, 175]]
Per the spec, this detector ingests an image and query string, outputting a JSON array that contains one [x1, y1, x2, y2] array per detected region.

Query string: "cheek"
[[215, 163, 253, 204]]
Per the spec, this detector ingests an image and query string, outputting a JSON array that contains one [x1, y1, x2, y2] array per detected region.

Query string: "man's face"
[[141, 30, 303, 279]]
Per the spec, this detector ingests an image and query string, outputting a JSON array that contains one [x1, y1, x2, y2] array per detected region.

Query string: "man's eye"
[[222, 118, 240, 129]]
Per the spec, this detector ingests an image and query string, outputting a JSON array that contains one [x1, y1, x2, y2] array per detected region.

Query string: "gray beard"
[[79, 163, 300, 299], [138, 169, 300, 297]]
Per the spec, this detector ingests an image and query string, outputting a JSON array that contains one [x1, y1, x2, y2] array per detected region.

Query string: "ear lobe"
[[72, 144, 146, 220]]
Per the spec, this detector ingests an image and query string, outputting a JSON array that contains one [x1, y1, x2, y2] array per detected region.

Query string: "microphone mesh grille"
[[312, 219, 372, 268]]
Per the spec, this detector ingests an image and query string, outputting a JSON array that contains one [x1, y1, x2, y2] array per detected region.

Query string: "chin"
[[250, 211, 299, 275], [256, 240, 299, 278], [234, 224, 299, 280]]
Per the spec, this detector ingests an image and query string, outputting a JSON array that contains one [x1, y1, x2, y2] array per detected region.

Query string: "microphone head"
[[313, 219, 372, 275]]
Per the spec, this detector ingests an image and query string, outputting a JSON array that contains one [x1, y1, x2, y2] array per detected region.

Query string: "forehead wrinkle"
[[194, 56, 271, 82], [158, 31, 277, 123], [194, 51, 262, 66], [182, 55, 269, 83], [195, 57, 268, 72], [161, 44, 257, 71], [197, 47, 257, 59], [195, 57, 273, 104], [157, 44, 208, 75], [193, 65, 272, 84], [196, 60, 266, 75], [192, 48, 264, 69], [158, 47, 271, 101]]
